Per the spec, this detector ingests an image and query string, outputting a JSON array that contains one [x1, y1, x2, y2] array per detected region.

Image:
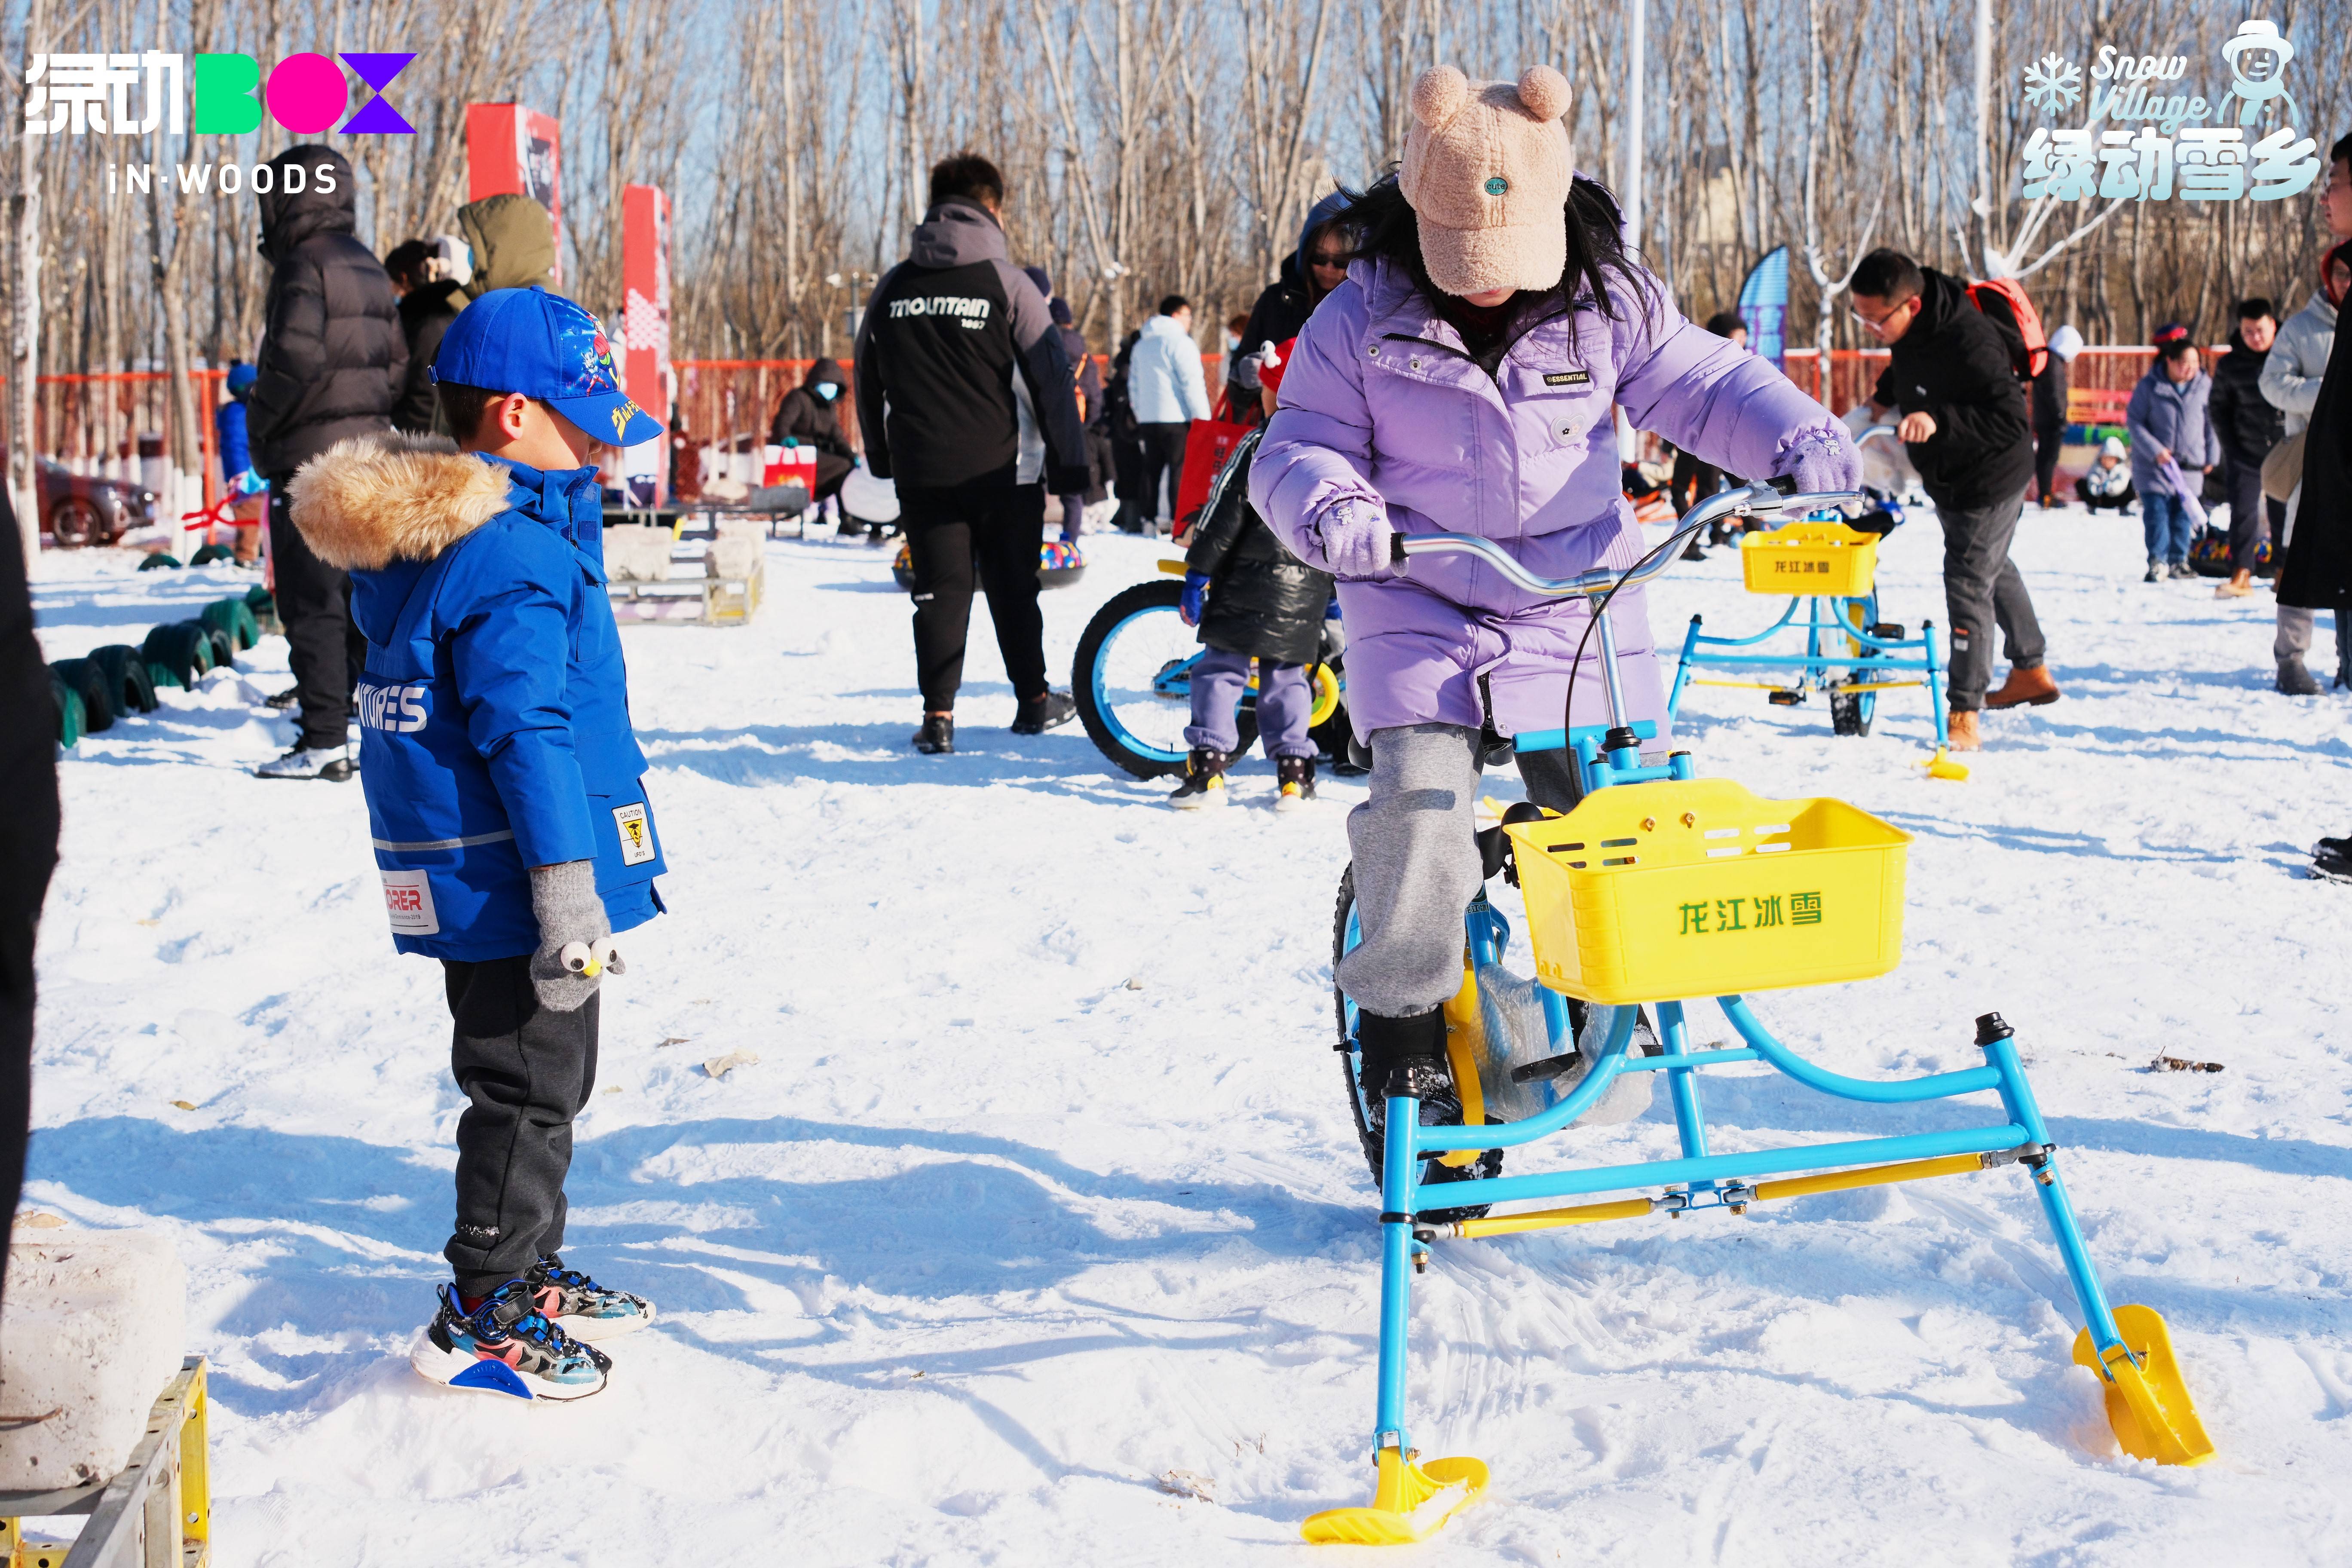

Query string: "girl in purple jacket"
[[1249, 66, 1858, 1107]]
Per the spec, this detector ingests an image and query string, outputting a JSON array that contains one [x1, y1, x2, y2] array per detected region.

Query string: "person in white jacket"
[[2259, 241, 2349, 693], [1127, 295, 1212, 532]]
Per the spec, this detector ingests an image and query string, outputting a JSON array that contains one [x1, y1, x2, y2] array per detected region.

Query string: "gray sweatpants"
[[1336, 723, 1583, 1018], [1939, 493, 2046, 711]]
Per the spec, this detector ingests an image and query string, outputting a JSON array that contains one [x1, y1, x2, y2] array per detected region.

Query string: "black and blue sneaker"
[[410, 1278, 611, 1401], [527, 1254, 656, 1342]]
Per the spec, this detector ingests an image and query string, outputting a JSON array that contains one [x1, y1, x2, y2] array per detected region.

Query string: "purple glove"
[[1770, 426, 1862, 497], [2158, 456, 2208, 528], [1307, 497, 1399, 581]]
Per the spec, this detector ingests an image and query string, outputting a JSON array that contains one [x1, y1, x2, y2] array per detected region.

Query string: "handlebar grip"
[[1390, 532, 1409, 566], [1767, 474, 1800, 497]]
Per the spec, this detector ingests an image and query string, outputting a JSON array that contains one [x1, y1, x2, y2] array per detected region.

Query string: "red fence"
[[1782, 346, 2168, 425]]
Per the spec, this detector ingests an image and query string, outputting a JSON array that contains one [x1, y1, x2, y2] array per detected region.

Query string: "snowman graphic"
[[2215, 20, 2300, 130]]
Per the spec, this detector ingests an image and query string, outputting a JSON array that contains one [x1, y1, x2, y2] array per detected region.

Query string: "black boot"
[[1355, 1007, 1451, 1120], [1275, 754, 1316, 811], [913, 714, 954, 754], [1167, 747, 1232, 808]]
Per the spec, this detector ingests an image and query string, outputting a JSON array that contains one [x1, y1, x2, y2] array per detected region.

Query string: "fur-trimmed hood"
[[288, 431, 514, 571]]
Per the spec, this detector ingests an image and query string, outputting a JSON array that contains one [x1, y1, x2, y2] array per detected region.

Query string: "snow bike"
[[1664, 428, 1965, 777], [1071, 563, 1350, 779], [1310, 479, 2212, 1547]]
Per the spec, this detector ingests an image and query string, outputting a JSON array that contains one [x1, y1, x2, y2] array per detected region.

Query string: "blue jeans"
[[2141, 490, 2194, 564], [1185, 647, 1316, 758]]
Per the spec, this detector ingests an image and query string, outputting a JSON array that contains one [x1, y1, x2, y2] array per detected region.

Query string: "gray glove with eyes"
[[527, 860, 625, 1012]]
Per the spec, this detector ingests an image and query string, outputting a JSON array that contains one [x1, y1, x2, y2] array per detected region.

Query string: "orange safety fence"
[[7, 346, 2187, 508], [1781, 346, 2177, 426]]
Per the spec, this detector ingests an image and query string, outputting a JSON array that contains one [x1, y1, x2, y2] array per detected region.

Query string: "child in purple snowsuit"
[[1248, 65, 1859, 1099]]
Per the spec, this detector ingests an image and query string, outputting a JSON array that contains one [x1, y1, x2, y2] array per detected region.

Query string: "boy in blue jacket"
[[289, 287, 668, 1401]]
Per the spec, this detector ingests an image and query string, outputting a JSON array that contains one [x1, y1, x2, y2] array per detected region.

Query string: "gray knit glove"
[[527, 860, 624, 1012]]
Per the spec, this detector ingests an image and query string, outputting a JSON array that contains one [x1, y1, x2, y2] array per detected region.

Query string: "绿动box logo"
[[24, 49, 413, 136]]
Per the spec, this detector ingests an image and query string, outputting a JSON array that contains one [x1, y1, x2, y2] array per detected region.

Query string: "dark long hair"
[[1334, 170, 1656, 320]]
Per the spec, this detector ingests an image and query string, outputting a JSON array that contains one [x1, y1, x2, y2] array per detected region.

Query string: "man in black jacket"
[[0, 486, 58, 1294], [854, 153, 1090, 755], [2208, 297, 2287, 597], [1856, 249, 2056, 749], [249, 145, 406, 780], [385, 238, 465, 436]]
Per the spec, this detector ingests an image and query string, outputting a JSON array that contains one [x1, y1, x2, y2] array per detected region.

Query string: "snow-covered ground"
[[23, 503, 2352, 1565]]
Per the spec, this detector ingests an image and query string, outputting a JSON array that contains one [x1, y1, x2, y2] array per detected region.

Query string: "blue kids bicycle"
[[1311, 479, 2211, 1546]]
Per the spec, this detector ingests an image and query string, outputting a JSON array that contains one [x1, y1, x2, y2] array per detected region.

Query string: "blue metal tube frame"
[[1375, 1091, 1419, 1450]]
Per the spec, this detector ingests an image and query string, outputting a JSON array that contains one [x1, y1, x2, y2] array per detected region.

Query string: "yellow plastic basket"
[[1740, 522, 1879, 597], [1502, 778, 1911, 1005]]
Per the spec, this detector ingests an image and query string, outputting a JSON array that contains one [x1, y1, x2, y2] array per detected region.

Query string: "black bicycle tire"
[[1331, 863, 1502, 1222], [1072, 579, 1258, 779]]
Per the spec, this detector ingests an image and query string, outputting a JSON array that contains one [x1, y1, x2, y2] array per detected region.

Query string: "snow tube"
[[137, 552, 182, 571], [189, 542, 236, 566], [199, 597, 260, 651], [88, 644, 159, 715], [47, 658, 115, 734], [1039, 539, 1086, 588], [840, 461, 900, 526], [143, 621, 214, 689], [49, 672, 85, 747]]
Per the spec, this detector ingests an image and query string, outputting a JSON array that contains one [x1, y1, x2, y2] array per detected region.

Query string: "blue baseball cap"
[[432, 286, 665, 447]]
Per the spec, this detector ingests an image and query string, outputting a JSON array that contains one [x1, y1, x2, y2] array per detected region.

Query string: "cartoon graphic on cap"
[[429, 285, 665, 448]]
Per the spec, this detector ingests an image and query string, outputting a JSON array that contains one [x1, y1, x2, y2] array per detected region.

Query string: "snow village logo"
[[2016, 19, 2321, 204], [24, 50, 413, 199]]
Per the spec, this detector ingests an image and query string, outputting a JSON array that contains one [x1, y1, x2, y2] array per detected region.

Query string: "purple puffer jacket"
[[1249, 256, 1851, 742]]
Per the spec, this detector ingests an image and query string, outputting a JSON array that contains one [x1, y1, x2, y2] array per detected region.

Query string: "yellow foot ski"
[[1302, 1448, 1488, 1545], [1924, 746, 1971, 781], [2072, 1304, 2215, 1466]]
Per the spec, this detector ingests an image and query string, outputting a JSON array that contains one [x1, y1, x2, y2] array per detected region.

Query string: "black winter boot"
[[1275, 754, 1316, 811], [1167, 747, 1232, 809], [913, 714, 954, 754], [1355, 1007, 1450, 1113]]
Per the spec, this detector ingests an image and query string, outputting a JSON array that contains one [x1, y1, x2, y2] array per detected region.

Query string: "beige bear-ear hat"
[[1398, 65, 1575, 297]]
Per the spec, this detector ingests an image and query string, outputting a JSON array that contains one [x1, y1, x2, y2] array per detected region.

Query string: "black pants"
[[267, 481, 366, 751], [1136, 421, 1190, 527], [2034, 412, 2065, 500], [812, 450, 852, 504], [2222, 446, 2286, 573], [2076, 476, 2136, 512], [1939, 492, 2045, 710], [899, 481, 1049, 713], [443, 955, 599, 1296]]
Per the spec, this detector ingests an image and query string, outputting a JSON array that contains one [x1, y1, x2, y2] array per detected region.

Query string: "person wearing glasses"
[[1228, 190, 1356, 416], [1853, 248, 2057, 750]]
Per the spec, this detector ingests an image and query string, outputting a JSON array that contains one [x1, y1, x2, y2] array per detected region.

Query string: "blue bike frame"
[[1351, 726, 2139, 1465]]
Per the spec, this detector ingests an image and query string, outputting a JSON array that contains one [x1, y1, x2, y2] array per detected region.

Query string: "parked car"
[[40, 457, 159, 548]]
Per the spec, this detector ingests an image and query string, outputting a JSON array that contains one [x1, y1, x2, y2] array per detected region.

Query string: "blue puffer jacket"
[[287, 432, 665, 961]]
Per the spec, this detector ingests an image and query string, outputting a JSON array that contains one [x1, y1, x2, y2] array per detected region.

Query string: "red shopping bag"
[[1171, 416, 1252, 542]]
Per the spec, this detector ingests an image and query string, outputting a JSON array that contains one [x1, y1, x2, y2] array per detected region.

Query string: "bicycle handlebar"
[[1390, 478, 1869, 599]]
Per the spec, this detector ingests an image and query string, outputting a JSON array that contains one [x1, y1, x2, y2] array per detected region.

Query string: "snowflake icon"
[[2022, 54, 2083, 116]]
